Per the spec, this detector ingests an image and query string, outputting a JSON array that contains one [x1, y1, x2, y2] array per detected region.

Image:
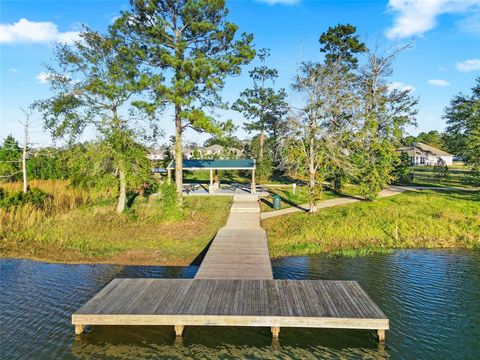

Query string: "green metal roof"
[[167, 159, 255, 170]]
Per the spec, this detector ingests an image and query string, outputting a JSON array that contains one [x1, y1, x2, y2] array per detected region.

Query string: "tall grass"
[[0, 180, 116, 238], [1, 193, 231, 265]]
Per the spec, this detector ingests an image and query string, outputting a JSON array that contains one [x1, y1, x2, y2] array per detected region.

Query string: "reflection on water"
[[1, 250, 479, 359]]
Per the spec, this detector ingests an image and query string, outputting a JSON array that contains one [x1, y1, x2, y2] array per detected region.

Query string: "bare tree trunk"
[[308, 150, 315, 213], [174, 105, 183, 204], [22, 124, 28, 193], [117, 160, 126, 213]]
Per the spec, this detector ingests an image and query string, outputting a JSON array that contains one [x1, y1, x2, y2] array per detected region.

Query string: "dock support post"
[[271, 326, 280, 338], [209, 169, 213, 194], [74, 325, 84, 335], [377, 329, 385, 342], [174, 325, 185, 337], [251, 169, 256, 194]]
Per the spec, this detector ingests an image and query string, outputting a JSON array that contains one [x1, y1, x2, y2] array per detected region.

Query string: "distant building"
[[397, 142, 453, 166], [147, 144, 244, 161], [202, 144, 243, 158], [146, 148, 166, 161]]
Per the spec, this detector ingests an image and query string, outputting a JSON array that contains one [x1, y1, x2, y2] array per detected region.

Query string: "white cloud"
[[458, 10, 480, 33], [385, 0, 480, 39], [388, 81, 415, 92], [8, 68, 18, 73], [0, 18, 81, 44], [255, 0, 299, 4], [36, 72, 54, 84], [36, 72, 77, 84], [456, 59, 480, 72], [428, 79, 451, 87]]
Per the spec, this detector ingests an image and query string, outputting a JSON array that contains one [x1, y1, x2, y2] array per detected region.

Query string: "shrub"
[[392, 151, 413, 184], [433, 158, 449, 179], [156, 182, 184, 220], [256, 158, 273, 180], [465, 168, 480, 187], [0, 188, 53, 209]]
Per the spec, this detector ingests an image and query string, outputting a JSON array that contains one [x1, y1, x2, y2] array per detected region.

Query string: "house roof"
[[147, 148, 165, 155], [204, 144, 224, 152], [397, 142, 453, 157], [167, 159, 255, 170]]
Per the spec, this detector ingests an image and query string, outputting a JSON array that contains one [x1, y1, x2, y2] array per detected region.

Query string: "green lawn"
[[260, 186, 338, 212], [1, 196, 231, 265], [263, 190, 480, 258]]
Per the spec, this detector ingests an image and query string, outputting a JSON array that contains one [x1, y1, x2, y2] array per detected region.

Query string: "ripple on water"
[[1, 250, 480, 360]]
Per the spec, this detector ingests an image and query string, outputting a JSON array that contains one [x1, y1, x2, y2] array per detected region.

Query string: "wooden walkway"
[[195, 195, 273, 280], [72, 195, 389, 341]]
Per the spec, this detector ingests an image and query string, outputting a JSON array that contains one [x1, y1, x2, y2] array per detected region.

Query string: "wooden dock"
[[73, 279, 388, 339], [72, 195, 389, 341]]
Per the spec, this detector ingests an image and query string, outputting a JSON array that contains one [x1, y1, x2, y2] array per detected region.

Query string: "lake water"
[[1, 250, 479, 359]]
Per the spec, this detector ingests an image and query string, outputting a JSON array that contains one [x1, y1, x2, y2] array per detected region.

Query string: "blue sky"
[[1, 0, 479, 147]]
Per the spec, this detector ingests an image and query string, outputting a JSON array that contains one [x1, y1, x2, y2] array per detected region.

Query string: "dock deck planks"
[[73, 279, 388, 330]]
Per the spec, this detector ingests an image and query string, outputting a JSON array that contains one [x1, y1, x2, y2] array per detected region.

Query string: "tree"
[[356, 47, 418, 199], [232, 48, 288, 166], [66, 140, 153, 194], [443, 78, 480, 169], [319, 23, 367, 69], [113, 0, 255, 199], [280, 60, 358, 211], [319, 24, 367, 191], [35, 29, 157, 213], [203, 119, 242, 149], [26, 147, 69, 180], [402, 131, 445, 149], [279, 24, 366, 209], [0, 135, 22, 182]]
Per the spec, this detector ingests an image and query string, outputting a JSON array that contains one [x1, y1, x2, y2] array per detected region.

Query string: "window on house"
[[420, 157, 426, 165]]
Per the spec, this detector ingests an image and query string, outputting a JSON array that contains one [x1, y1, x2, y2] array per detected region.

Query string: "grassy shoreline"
[[2, 185, 478, 266], [263, 190, 480, 258], [1, 194, 232, 266]]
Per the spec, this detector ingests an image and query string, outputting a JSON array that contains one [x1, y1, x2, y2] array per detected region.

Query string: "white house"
[[146, 148, 166, 161], [397, 142, 453, 166]]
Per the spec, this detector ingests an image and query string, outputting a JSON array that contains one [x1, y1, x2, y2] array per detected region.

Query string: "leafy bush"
[[465, 168, 480, 187], [0, 188, 53, 209], [433, 158, 449, 179], [156, 182, 184, 220], [256, 158, 273, 180], [392, 151, 413, 184]]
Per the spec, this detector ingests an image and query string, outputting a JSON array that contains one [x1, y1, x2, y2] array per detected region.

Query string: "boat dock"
[[72, 195, 389, 341]]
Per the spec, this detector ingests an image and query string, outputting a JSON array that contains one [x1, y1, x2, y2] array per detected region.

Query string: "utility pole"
[[19, 107, 32, 193]]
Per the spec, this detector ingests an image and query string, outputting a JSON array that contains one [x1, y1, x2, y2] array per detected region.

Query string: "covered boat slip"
[[167, 159, 257, 194], [72, 278, 389, 339]]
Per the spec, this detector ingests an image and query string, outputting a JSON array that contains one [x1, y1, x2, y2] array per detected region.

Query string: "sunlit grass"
[[263, 190, 480, 258], [260, 186, 338, 212]]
